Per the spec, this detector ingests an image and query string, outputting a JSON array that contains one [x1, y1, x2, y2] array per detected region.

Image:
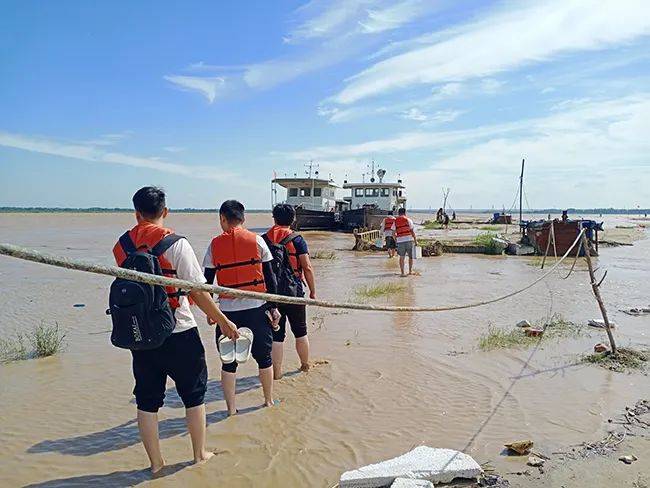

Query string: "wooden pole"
[[519, 158, 525, 234], [581, 233, 617, 354]]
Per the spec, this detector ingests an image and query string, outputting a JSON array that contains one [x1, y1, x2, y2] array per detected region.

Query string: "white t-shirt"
[[391, 217, 415, 243], [203, 234, 272, 312], [162, 238, 206, 333]]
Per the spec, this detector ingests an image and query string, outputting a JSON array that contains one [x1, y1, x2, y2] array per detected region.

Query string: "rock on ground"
[[339, 446, 483, 488]]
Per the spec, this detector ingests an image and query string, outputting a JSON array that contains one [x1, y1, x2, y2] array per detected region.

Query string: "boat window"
[[365, 188, 379, 197], [381, 188, 390, 197], [313, 187, 322, 197], [355, 188, 364, 197], [301, 188, 311, 197], [288, 188, 298, 197]]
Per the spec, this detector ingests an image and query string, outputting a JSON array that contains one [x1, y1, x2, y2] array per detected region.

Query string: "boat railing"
[[353, 229, 382, 250]]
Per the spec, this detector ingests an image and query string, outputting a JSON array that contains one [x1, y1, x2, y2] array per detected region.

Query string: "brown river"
[[0, 212, 648, 487]]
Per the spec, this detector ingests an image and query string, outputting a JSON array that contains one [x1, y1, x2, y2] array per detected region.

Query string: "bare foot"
[[274, 371, 283, 380], [265, 399, 277, 408], [227, 409, 238, 417], [194, 450, 215, 465], [151, 461, 165, 476], [300, 363, 310, 372]]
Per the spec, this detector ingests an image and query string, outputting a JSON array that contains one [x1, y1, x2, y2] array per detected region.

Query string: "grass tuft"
[[473, 232, 505, 255], [478, 315, 580, 351], [422, 220, 444, 230], [311, 249, 337, 260], [0, 322, 66, 363], [582, 348, 648, 372], [480, 225, 501, 231], [355, 282, 406, 299]]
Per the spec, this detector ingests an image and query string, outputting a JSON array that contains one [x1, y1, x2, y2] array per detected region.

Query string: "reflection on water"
[[0, 212, 648, 487]]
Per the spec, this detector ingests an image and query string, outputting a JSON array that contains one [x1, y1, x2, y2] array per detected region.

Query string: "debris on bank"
[[339, 446, 483, 488], [582, 348, 648, 372]]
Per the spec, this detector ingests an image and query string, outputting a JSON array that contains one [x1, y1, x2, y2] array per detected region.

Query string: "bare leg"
[[399, 255, 406, 276], [259, 366, 274, 407], [185, 404, 214, 463], [272, 341, 284, 379], [137, 409, 165, 474], [296, 336, 310, 371], [221, 370, 237, 416], [408, 256, 414, 274]]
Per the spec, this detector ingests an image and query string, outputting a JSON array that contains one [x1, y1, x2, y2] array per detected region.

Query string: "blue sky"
[[1, 0, 649, 210]]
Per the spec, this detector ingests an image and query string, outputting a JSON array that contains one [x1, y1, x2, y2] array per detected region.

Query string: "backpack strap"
[[150, 234, 184, 257], [119, 231, 137, 255], [279, 232, 300, 246]]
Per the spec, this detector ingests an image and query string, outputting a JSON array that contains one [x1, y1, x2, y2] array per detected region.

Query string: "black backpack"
[[107, 232, 183, 350], [262, 232, 303, 297]]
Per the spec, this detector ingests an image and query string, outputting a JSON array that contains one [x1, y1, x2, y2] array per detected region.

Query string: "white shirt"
[[391, 217, 415, 243], [162, 238, 206, 333], [203, 234, 273, 312]]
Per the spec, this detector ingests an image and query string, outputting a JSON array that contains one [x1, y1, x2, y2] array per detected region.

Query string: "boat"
[[340, 165, 407, 231], [271, 164, 349, 230], [521, 211, 603, 256]]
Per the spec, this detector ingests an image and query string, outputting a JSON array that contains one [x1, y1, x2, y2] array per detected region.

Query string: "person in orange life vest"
[[391, 207, 417, 277], [113, 187, 238, 475], [203, 200, 280, 415], [265, 204, 316, 379], [380, 212, 397, 258]]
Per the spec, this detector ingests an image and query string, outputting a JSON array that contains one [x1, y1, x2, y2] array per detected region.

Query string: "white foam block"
[[391, 478, 434, 488], [339, 446, 483, 488]]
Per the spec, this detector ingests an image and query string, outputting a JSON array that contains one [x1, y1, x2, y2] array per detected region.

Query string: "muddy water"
[[0, 213, 648, 487]]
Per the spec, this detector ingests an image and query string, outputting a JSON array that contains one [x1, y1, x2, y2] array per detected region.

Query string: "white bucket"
[[414, 245, 422, 259], [374, 238, 384, 248]]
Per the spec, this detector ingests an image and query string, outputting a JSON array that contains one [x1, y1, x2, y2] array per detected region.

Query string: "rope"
[[0, 230, 585, 313]]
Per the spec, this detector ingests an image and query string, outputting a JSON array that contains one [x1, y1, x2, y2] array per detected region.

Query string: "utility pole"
[[519, 158, 525, 234]]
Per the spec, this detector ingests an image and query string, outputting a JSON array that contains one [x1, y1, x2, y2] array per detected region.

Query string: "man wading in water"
[[113, 187, 239, 474], [392, 207, 417, 277], [264, 204, 316, 378], [203, 200, 280, 415]]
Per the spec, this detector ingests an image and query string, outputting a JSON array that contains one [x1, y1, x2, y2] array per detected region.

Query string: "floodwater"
[[0, 212, 648, 487]]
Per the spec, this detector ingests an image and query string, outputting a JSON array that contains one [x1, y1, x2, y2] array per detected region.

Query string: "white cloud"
[[401, 107, 428, 121], [162, 146, 185, 153], [286, 0, 369, 43], [480, 78, 505, 94], [360, 0, 431, 34], [164, 75, 226, 103], [0, 131, 235, 182], [332, 0, 650, 104]]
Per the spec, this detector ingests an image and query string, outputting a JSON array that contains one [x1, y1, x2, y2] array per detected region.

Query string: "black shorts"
[[218, 305, 273, 373], [385, 236, 397, 249], [131, 327, 207, 413], [273, 303, 307, 342]]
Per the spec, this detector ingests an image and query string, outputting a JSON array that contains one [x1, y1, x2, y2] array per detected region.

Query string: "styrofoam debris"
[[339, 446, 483, 488], [391, 478, 434, 488]]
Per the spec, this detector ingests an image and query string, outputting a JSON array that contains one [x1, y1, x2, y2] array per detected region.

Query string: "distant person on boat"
[[380, 213, 397, 258], [264, 204, 316, 379], [113, 186, 239, 474], [392, 208, 417, 276], [203, 200, 280, 415]]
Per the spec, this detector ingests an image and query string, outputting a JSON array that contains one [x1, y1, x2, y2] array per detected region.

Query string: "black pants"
[[218, 305, 273, 373], [131, 328, 207, 413], [273, 303, 307, 342]]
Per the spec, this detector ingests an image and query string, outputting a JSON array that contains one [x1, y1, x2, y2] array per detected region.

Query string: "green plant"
[[355, 282, 406, 299], [422, 220, 444, 230], [31, 321, 66, 358], [473, 232, 503, 255], [478, 315, 581, 351], [582, 348, 648, 372], [480, 225, 501, 231], [0, 331, 29, 363]]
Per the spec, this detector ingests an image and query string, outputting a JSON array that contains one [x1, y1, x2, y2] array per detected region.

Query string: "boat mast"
[[519, 158, 525, 233]]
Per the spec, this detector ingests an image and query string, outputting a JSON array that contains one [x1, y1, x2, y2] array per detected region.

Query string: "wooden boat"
[[522, 216, 603, 256]]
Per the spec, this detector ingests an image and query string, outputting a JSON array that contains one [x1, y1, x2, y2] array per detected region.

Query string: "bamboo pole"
[[581, 233, 617, 354]]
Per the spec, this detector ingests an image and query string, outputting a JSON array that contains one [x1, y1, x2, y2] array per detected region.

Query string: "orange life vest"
[[395, 215, 412, 238], [265, 225, 302, 278], [210, 226, 266, 298], [383, 216, 395, 232], [113, 222, 186, 309]]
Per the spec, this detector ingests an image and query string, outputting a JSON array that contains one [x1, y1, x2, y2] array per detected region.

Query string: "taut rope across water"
[[0, 229, 585, 313]]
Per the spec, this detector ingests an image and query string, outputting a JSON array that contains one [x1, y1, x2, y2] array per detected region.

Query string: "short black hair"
[[133, 186, 166, 219], [220, 199, 245, 224], [398, 207, 406, 215], [272, 204, 295, 226]]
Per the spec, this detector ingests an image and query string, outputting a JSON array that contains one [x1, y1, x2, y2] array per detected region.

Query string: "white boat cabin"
[[342, 180, 406, 211], [273, 177, 345, 211]]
